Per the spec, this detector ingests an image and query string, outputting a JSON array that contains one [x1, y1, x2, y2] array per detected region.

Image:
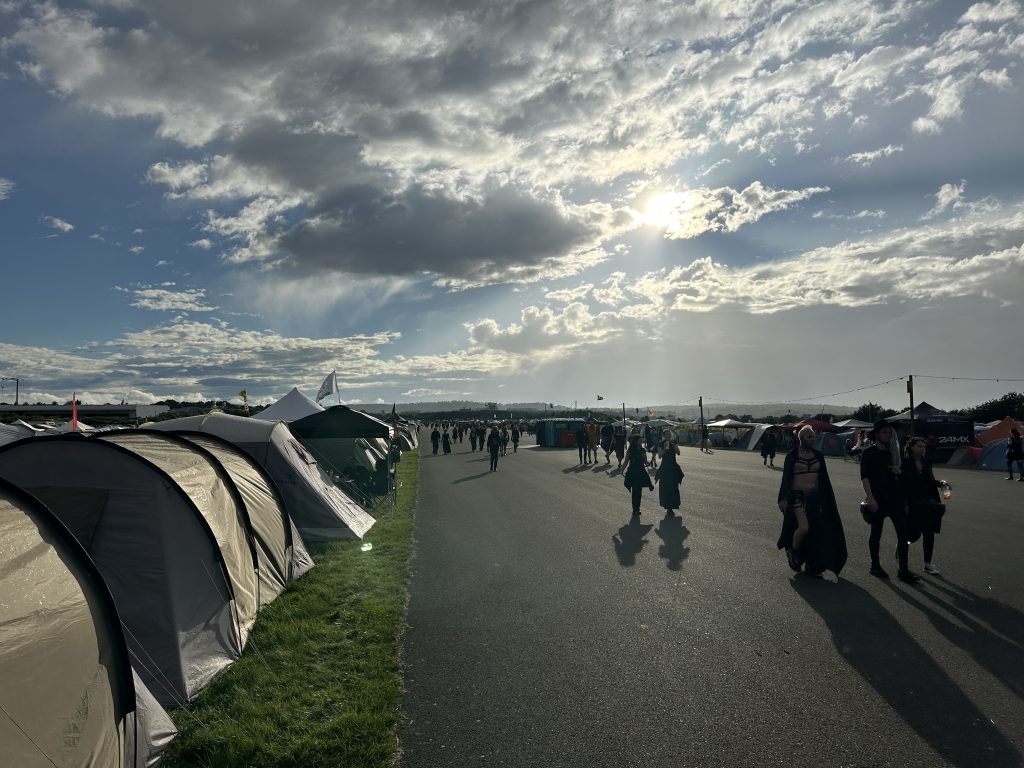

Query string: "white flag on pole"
[[316, 370, 338, 403]]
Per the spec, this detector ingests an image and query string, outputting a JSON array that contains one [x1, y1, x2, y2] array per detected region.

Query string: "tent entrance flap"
[[25, 486, 110, 550]]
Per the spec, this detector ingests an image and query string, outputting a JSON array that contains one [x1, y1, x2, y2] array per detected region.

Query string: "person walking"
[[511, 425, 520, 454], [1006, 427, 1024, 480], [776, 425, 847, 577], [469, 425, 478, 452], [430, 426, 441, 456], [761, 428, 777, 467], [576, 423, 589, 464], [487, 427, 501, 471], [861, 420, 918, 582], [600, 422, 614, 463], [700, 425, 713, 453], [645, 423, 659, 469], [902, 436, 946, 575], [622, 434, 655, 516], [586, 420, 601, 464], [655, 428, 684, 516], [500, 426, 509, 456], [441, 429, 452, 455], [612, 424, 628, 468]]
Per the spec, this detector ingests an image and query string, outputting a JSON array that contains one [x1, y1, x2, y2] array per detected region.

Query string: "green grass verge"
[[162, 451, 419, 768]]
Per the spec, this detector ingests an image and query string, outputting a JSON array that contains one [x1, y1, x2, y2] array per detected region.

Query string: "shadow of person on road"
[[886, 578, 1024, 703], [612, 517, 653, 567], [654, 516, 689, 570], [561, 464, 591, 474], [791, 578, 1021, 768], [452, 471, 496, 484]]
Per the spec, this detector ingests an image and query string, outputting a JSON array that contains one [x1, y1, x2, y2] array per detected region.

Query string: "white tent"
[[252, 386, 324, 422], [833, 418, 873, 429], [0, 422, 33, 447], [146, 412, 375, 540], [0, 476, 177, 766]]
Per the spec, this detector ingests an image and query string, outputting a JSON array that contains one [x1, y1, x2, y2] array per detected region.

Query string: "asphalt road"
[[399, 439, 1024, 768]]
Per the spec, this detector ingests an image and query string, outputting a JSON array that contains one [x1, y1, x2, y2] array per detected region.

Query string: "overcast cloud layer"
[[1, 0, 1023, 410]]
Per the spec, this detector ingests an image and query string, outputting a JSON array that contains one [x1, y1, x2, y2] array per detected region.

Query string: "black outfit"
[[430, 428, 441, 455], [760, 432, 776, 465], [442, 431, 452, 454], [613, 429, 627, 466], [470, 431, 478, 451], [600, 424, 614, 460], [487, 431, 501, 471], [776, 447, 848, 576], [511, 428, 520, 453], [576, 427, 589, 463], [860, 445, 909, 572], [655, 443, 683, 512], [901, 456, 944, 563], [623, 444, 654, 514], [1007, 433, 1024, 478]]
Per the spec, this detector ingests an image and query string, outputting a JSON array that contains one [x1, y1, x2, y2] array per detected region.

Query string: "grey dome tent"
[[0, 433, 256, 708], [145, 412, 375, 539], [0, 476, 177, 767], [168, 430, 315, 596]]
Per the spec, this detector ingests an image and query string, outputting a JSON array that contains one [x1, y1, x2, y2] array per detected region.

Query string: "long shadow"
[[792, 579, 1021, 767], [561, 464, 592, 474], [887, 578, 1024, 703], [451, 471, 495, 484], [612, 518, 653, 567], [654, 516, 689, 570]]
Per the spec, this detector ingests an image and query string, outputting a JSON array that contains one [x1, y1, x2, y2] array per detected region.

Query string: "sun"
[[642, 191, 690, 229]]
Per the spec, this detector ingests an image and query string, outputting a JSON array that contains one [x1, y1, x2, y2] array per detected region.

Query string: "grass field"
[[162, 451, 419, 768]]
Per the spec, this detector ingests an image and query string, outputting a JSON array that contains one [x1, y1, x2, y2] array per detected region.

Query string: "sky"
[[1, 0, 1023, 412]]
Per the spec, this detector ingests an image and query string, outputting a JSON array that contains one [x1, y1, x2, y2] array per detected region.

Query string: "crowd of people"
[[422, 416, 964, 584], [777, 420, 950, 583]]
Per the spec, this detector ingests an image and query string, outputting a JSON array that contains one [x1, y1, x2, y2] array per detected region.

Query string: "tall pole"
[[907, 375, 916, 437], [699, 396, 704, 426], [622, 402, 626, 423]]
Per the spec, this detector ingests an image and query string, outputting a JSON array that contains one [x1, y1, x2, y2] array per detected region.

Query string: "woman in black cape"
[[776, 426, 848, 577], [655, 428, 684, 516]]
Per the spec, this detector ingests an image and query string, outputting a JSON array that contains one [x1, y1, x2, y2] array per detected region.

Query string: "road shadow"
[[791, 578, 1021, 768], [887, 578, 1024, 703], [451, 471, 495, 484], [612, 517, 654, 567], [561, 463, 592, 474], [654, 516, 689, 570]]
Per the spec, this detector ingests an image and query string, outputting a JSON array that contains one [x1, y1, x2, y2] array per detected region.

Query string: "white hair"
[[798, 425, 815, 440]]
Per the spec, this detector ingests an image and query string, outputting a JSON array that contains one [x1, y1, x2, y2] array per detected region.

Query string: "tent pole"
[[907, 375, 915, 437]]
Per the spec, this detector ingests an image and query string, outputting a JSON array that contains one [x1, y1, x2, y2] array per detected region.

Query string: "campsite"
[[0, 397, 417, 767], [3, 394, 1024, 766]]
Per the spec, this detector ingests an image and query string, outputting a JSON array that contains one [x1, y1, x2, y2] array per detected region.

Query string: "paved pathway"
[[399, 440, 1024, 767]]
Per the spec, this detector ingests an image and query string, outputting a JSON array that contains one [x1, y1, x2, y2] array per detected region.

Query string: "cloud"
[[128, 245, 145, 254], [190, 238, 213, 249], [129, 287, 218, 312], [961, 0, 1021, 25], [923, 181, 966, 219], [843, 145, 903, 167], [634, 182, 828, 240], [41, 215, 74, 232], [0, 177, 14, 199]]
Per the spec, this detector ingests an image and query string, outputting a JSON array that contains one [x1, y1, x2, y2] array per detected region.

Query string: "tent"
[[0, 476, 177, 767], [0, 433, 256, 707], [976, 416, 1024, 446], [290, 405, 392, 439], [252, 386, 324, 422], [146, 412, 375, 540], [814, 432, 847, 457], [979, 438, 1010, 471], [787, 419, 840, 434], [150, 431, 314, 600], [833, 419, 873, 429], [0, 421, 33, 446], [887, 403, 974, 461]]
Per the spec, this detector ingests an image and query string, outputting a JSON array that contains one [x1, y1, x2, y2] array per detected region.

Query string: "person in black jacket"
[[1006, 427, 1024, 480], [487, 428, 501, 471], [776, 425, 847, 577], [430, 426, 441, 455], [901, 436, 945, 575], [861, 420, 918, 582], [576, 424, 589, 464], [622, 435, 654, 515]]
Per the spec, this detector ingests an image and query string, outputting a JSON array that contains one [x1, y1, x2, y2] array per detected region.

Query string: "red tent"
[[784, 418, 841, 434]]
